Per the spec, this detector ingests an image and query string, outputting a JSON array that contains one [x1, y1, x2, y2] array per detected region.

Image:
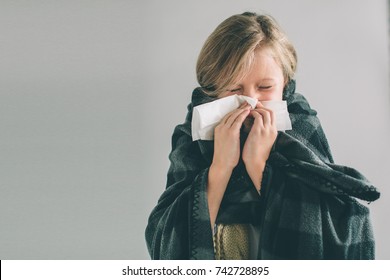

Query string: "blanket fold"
[[145, 80, 380, 259]]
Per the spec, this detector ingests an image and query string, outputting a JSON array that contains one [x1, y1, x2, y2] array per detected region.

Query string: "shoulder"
[[284, 81, 317, 116]]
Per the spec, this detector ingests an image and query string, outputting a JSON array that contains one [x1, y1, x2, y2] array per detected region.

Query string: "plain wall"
[[0, 0, 389, 259]]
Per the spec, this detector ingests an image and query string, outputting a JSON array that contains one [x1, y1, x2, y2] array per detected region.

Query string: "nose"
[[242, 88, 259, 99]]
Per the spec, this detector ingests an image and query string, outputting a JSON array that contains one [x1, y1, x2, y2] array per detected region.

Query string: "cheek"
[[259, 89, 283, 101], [218, 91, 235, 98]]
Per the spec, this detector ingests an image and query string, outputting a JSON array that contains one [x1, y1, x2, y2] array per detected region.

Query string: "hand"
[[242, 102, 277, 191], [212, 102, 251, 172], [207, 102, 251, 228]]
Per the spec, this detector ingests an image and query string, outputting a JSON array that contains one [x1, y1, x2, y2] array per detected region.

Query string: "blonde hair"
[[196, 12, 297, 96]]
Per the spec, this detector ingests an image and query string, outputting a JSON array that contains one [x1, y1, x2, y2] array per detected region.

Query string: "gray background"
[[0, 0, 389, 259]]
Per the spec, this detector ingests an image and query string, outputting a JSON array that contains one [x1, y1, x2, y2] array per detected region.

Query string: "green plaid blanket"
[[145, 80, 380, 259]]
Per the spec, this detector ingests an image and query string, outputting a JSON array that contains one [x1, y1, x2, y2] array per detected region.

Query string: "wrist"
[[207, 163, 233, 227], [210, 162, 234, 177], [244, 159, 266, 172], [244, 161, 266, 193], [209, 163, 233, 183]]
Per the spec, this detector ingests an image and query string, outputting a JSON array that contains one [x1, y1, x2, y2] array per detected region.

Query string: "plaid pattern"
[[145, 80, 380, 259]]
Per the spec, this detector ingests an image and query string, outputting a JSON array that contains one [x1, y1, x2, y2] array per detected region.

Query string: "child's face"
[[219, 47, 285, 133], [219, 47, 285, 101]]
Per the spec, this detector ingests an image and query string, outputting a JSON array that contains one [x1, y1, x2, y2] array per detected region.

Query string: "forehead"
[[253, 47, 279, 69], [237, 47, 283, 83]]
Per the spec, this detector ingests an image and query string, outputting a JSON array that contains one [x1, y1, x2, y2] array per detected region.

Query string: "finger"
[[220, 108, 239, 125], [255, 101, 271, 113], [220, 102, 249, 125], [239, 101, 248, 108], [253, 108, 272, 126], [253, 108, 271, 125], [224, 105, 251, 127], [255, 101, 264, 108], [231, 108, 251, 129], [255, 102, 276, 127], [249, 110, 264, 133]]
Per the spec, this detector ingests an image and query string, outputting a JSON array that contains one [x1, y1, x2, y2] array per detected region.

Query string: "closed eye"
[[258, 86, 272, 90], [230, 88, 242, 93]]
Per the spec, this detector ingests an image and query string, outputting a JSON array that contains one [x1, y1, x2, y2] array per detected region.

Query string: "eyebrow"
[[260, 78, 276, 82]]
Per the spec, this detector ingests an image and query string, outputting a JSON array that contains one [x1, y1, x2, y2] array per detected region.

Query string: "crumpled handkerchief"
[[192, 94, 292, 141]]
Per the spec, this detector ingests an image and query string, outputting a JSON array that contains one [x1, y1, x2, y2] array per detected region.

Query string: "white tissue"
[[261, 100, 292, 132], [191, 94, 292, 141]]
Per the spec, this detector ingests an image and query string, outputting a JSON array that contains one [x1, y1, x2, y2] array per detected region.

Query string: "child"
[[145, 12, 379, 260]]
